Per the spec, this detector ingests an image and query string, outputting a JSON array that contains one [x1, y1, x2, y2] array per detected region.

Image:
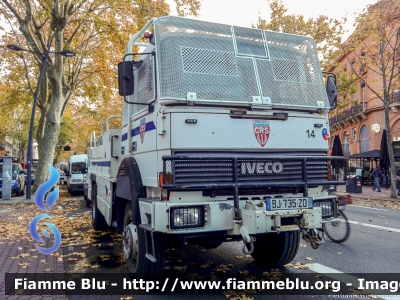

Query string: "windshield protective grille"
[[155, 17, 329, 108]]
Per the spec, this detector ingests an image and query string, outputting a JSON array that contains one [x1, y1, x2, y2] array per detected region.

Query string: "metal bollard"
[[1, 156, 12, 200]]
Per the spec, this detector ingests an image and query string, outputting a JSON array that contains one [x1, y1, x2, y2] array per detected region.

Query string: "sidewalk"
[[0, 203, 65, 300], [335, 184, 400, 201]]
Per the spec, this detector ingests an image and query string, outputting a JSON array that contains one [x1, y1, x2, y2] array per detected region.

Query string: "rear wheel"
[[249, 230, 300, 267], [123, 203, 166, 276], [91, 183, 107, 230]]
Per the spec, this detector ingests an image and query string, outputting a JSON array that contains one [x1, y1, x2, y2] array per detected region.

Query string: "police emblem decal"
[[253, 120, 270, 147], [140, 118, 146, 143]]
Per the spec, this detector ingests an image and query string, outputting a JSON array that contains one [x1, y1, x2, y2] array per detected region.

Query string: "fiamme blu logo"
[[29, 164, 61, 254]]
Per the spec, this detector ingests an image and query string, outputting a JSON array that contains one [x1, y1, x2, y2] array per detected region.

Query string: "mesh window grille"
[[181, 46, 238, 76], [154, 17, 328, 108]]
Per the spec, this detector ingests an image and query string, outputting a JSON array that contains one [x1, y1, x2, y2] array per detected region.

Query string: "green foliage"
[[254, 0, 346, 68]]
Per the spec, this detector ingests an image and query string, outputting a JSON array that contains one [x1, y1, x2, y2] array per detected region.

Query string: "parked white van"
[[65, 154, 88, 195]]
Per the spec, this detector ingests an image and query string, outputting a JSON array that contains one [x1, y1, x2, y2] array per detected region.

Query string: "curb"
[[0, 196, 36, 205], [334, 192, 400, 202]]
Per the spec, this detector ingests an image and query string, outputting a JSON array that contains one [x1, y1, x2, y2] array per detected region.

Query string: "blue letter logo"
[[29, 164, 61, 254]]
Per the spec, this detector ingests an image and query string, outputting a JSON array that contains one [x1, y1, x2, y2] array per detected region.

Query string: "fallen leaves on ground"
[[214, 264, 231, 273], [305, 257, 314, 261], [0, 192, 94, 248], [174, 265, 187, 272], [292, 262, 311, 270], [352, 198, 400, 210]]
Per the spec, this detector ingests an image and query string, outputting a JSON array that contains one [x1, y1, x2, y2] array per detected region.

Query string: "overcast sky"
[[167, 0, 378, 39]]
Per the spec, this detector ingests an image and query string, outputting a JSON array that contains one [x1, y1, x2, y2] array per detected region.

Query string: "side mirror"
[[117, 60, 143, 96], [80, 163, 88, 174], [324, 72, 338, 110]]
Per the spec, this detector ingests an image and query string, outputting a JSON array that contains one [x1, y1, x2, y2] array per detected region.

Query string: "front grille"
[[163, 153, 347, 192], [167, 158, 328, 185], [313, 199, 334, 218], [173, 159, 233, 184]]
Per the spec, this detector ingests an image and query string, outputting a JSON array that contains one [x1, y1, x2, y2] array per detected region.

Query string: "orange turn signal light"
[[158, 172, 173, 187]]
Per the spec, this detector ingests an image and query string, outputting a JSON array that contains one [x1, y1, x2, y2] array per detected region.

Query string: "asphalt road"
[[60, 195, 400, 300]]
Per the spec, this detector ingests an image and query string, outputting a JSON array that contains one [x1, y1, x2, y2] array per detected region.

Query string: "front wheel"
[[249, 230, 300, 267], [123, 203, 166, 276], [323, 210, 350, 243]]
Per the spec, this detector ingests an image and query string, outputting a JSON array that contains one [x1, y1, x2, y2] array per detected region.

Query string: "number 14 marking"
[[306, 130, 315, 138]]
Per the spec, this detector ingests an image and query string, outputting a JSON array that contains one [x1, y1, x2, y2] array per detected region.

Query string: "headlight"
[[313, 200, 334, 218], [170, 206, 204, 229]]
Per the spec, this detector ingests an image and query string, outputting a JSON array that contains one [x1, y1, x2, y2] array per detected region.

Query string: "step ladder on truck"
[[83, 16, 348, 275]]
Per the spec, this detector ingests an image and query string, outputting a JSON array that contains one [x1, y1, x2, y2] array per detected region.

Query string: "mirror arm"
[[122, 52, 155, 113]]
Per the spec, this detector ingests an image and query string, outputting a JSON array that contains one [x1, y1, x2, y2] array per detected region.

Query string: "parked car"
[[0, 162, 26, 197], [23, 169, 35, 185]]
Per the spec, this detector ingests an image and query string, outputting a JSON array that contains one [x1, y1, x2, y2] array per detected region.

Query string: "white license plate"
[[265, 197, 313, 211]]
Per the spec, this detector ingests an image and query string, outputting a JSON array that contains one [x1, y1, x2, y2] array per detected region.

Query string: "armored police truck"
[[85, 16, 347, 275]]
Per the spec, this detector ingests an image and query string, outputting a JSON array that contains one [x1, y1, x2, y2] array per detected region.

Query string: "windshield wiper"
[[230, 110, 288, 120]]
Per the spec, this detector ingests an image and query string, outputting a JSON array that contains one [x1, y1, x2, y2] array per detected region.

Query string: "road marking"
[[348, 205, 390, 211], [347, 220, 400, 233], [305, 263, 400, 300]]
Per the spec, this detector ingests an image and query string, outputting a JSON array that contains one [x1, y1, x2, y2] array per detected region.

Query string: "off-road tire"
[[124, 204, 166, 277], [249, 230, 300, 267], [91, 183, 107, 230]]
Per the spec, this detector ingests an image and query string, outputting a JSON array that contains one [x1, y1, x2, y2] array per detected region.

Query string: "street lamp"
[[6, 34, 75, 199]]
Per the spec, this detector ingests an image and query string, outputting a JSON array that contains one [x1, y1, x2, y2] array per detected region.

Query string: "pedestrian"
[[371, 165, 382, 192], [396, 169, 400, 196]]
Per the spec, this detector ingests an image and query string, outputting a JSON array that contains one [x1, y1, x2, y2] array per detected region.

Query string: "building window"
[[362, 85, 367, 110], [360, 125, 370, 153], [352, 128, 357, 141], [343, 132, 350, 155]]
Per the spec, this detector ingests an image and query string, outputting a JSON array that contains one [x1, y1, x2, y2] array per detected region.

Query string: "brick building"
[[327, 1, 400, 166]]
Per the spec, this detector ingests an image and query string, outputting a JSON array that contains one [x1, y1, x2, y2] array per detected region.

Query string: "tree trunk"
[[33, 99, 61, 192], [383, 103, 397, 198]]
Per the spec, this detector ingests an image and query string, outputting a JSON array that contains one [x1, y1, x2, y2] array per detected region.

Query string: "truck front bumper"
[[138, 198, 334, 235]]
